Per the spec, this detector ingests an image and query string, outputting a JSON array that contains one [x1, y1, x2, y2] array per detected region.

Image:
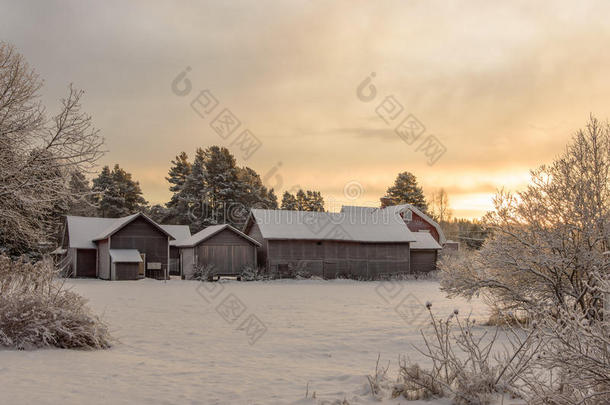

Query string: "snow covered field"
[[0, 279, 493, 405]]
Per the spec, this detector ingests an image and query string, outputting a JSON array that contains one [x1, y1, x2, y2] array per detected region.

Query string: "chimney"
[[380, 196, 393, 208]]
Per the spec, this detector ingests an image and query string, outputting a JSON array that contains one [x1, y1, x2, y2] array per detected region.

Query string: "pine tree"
[[386, 171, 428, 212], [67, 171, 96, 216], [306, 190, 325, 212], [281, 191, 298, 210], [182, 148, 208, 231], [92, 164, 147, 218], [165, 152, 192, 224], [296, 189, 307, 210], [203, 146, 241, 224]]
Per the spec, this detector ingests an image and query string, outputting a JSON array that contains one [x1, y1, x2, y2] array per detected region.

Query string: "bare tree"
[[430, 188, 452, 223], [0, 42, 104, 253]]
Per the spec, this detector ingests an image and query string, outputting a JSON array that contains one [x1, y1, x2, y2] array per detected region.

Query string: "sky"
[[2, 0, 609, 219]]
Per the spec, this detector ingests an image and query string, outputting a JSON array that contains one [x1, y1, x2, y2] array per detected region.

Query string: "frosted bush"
[[191, 264, 216, 281], [0, 254, 111, 350], [239, 265, 266, 281]]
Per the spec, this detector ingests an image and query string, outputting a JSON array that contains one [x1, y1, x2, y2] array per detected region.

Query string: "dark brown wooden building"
[[175, 224, 260, 279], [56, 213, 190, 280], [243, 209, 416, 278]]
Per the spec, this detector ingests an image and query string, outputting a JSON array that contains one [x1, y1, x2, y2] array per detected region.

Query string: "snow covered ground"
[[0, 279, 495, 405]]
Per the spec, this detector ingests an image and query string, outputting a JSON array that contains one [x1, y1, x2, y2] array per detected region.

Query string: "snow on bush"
[[375, 305, 536, 405], [436, 117, 610, 404], [0, 255, 111, 350], [190, 264, 216, 281]]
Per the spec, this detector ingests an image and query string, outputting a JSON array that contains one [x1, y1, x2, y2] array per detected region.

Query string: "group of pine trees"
[[74, 146, 326, 233], [67, 150, 485, 245]]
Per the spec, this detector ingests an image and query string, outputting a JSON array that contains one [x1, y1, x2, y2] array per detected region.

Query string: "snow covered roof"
[[65, 213, 179, 249], [175, 224, 260, 248], [109, 249, 143, 263], [247, 209, 415, 243], [161, 224, 191, 246], [382, 204, 446, 244], [410, 231, 442, 250], [340, 203, 447, 244], [65, 216, 120, 249]]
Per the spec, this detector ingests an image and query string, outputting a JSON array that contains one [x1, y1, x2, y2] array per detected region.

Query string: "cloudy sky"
[[2, 0, 609, 218]]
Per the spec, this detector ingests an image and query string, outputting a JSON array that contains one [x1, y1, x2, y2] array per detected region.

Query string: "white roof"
[[248, 209, 415, 243], [161, 224, 191, 246], [340, 204, 447, 244], [175, 224, 261, 248], [383, 204, 446, 244], [410, 231, 442, 250], [109, 249, 143, 263], [66, 216, 119, 249]]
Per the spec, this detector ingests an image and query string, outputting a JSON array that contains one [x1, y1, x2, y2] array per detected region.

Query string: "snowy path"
[[0, 279, 491, 405]]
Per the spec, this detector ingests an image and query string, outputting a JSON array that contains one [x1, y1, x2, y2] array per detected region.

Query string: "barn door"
[[138, 253, 146, 277]]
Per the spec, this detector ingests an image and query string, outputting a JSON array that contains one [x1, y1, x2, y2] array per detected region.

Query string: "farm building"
[[55, 213, 190, 280], [175, 224, 260, 279], [243, 208, 418, 278], [342, 201, 452, 272]]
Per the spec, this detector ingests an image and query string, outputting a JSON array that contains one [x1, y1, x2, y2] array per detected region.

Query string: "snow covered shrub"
[[239, 265, 265, 281], [0, 255, 111, 350], [388, 305, 536, 404], [191, 264, 216, 281]]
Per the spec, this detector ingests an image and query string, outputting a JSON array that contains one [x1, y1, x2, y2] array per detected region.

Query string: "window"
[[403, 209, 413, 221]]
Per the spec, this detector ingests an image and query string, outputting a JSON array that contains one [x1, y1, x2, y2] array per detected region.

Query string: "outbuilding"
[[175, 224, 261, 279], [243, 208, 415, 278], [57, 213, 189, 280]]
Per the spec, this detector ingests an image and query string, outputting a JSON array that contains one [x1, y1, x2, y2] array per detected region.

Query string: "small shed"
[[175, 224, 261, 279], [109, 249, 143, 280], [410, 231, 442, 273]]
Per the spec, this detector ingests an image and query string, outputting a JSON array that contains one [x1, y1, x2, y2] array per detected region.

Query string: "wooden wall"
[[97, 239, 110, 279], [110, 217, 169, 276], [76, 249, 97, 277], [266, 240, 411, 278], [405, 211, 440, 242], [410, 250, 437, 273], [194, 228, 256, 275], [245, 222, 268, 266]]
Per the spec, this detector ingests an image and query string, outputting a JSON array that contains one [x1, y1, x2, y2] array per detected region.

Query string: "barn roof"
[[384, 204, 446, 244], [247, 209, 415, 243], [340, 204, 447, 244], [410, 231, 443, 250], [65, 213, 183, 249], [161, 224, 192, 246], [65, 216, 119, 248], [174, 224, 261, 248]]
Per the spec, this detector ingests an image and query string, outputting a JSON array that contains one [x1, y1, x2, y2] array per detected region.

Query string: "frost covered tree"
[[281, 191, 298, 210], [0, 42, 103, 254], [285, 189, 325, 211], [91, 164, 147, 218], [66, 170, 96, 217], [440, 116, 609, 320], [386, 171, 428, 212]]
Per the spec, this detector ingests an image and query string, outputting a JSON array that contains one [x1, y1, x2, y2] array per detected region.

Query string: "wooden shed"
[[57, 213, 183, 280], [409, 231, 442, 273], [175, 224, 261, 279], [243, 209, 415, 278]]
